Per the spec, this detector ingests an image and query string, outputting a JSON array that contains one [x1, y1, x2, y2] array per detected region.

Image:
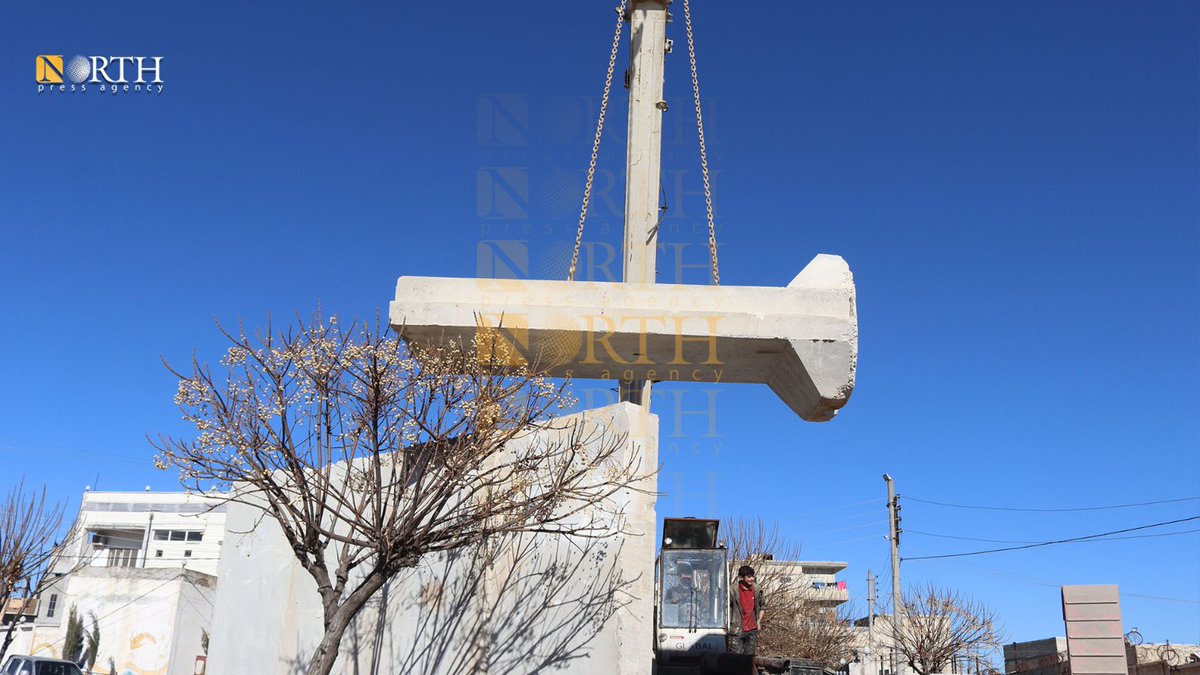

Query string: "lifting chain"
[[682, 0, 721, 285], [568, 0, 628, 282], [570, 0, 720, 286]]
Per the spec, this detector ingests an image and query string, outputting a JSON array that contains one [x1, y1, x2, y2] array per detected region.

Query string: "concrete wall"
[[167, 573, 214, 675], [3, 624, 35, 659], [28, 567, 215, 675], [1004, 637, 1068, 675], [207, 402, 658, 675], [1062, 585, 1125, 675], [1005, 638, 1068, 667]]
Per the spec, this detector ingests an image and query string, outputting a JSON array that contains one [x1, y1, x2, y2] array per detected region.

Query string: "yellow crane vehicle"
[[656, 518, 792, 675]]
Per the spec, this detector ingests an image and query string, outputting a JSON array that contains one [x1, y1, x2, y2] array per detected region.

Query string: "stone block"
[[390, 255, 857, 421]]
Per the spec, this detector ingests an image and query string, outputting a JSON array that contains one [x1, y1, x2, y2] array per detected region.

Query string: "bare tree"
[[0, 481, 71, 663], [893, 584, 1001, 675], [83, 609, 101, 672], [152, 314, 648, 675], [724, 518, 857, 665], [768, 601, 859, 667]]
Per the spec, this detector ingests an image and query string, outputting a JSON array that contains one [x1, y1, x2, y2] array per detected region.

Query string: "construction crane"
[[656, 518, 792, 675]]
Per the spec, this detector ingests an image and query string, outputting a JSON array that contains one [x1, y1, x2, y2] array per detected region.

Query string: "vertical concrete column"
[[1062, 585, 1127, 675], [620, 0, 668, 407]]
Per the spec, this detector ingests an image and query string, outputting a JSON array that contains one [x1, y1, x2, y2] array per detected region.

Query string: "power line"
[[809, 533, 886, 548], [903, 515, 1200, 561], [944, 560, 1200, 606], [90, 573, 184, 623], [804, 507, 887, 528], [904, 495, 1199, 513], [1124, 593, 1200, 606], [907, 527, 1200, 545], [806, 519, 889, 537], [786, 498, 885, 519]]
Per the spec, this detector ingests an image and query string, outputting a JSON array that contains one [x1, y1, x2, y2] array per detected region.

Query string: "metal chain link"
[[568, 1, 629, 282], [682, 0, 721, 285]]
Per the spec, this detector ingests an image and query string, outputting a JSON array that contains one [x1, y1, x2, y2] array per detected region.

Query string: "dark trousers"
[[730, 629, 759, 655]]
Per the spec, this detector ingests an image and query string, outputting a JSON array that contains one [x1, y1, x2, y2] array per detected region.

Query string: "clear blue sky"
[[2, 0, 1197, 648]]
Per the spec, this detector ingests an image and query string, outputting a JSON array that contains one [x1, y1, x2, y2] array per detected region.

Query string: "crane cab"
[[656, 518, 729, 663]]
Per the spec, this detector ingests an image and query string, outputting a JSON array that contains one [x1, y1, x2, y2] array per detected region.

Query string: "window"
[[154, 530, 202, 542], [184, 550, 192, 558], [659, 550, 727, 630], [35, 662, 85, 675], [46, 594, 58, 618], [155, 550, 163, 558], [107, 548, 138, 568]]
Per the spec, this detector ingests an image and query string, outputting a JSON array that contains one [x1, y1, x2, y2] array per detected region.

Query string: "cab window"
[[35, 663, 84, 675], [659, 549, 727, 629]]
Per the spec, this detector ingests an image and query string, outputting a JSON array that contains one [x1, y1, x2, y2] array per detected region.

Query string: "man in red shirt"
[[730, 565, 765, 656]]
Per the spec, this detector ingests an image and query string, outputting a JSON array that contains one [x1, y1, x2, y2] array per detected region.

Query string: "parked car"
[[0, 656, 84, 675]]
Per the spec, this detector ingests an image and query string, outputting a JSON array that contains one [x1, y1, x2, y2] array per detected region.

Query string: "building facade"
[[759, 560, 851, 608], [19, 490, 226, 675], [1004, 637, 1200, 675]]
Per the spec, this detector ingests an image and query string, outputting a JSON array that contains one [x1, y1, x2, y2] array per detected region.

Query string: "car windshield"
[[36, 663, 84, 675], [660, 549, 727, 629]]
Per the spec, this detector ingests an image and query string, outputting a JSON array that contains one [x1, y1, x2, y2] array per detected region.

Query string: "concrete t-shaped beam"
[[389, 254, 857, 422]]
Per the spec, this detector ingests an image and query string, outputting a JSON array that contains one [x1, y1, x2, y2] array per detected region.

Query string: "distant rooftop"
[[81, 490, 227, 513], [761, 560, 848, 573]]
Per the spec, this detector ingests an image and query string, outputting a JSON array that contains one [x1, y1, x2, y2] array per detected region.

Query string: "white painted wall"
[[3, 624, 34, 659], [207, 402, 658, 675], [27, 568, 214, 675], [167, 574, 215, 675]]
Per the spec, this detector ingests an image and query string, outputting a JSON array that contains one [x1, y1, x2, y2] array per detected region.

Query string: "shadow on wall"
[[283, 532, 638, 675]]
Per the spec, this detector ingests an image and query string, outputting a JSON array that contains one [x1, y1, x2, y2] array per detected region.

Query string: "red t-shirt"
[[739, 583, 757, 632]]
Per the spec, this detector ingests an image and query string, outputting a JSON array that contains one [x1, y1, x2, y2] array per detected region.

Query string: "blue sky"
[[2, 0, 1197, 648]]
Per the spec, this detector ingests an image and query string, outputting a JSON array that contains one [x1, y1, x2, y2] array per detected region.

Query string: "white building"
[[759, 559, 851, 607], [849, 613, 900, 675], [64, 489, 227, 577], [13, 490, 226, 675]]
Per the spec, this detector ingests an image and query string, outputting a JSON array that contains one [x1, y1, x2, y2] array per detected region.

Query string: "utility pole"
[[619, 0, 669, 407], [884, 473, 903, 675], [867, 569, 876, 675]]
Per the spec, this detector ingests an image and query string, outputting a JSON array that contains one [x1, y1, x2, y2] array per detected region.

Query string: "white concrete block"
[[390, 254, 857, 421], [206, 403, 657, 675]]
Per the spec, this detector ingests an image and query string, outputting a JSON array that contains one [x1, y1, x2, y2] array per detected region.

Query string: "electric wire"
[[88, 572, 185, 623], [806, 520, 889, 537], [907, 527, 1200, 545], [813, 533, 887, 548], [904, 495, 1199, 513], [789, 498, 884, 518], [944, 560, 1200, 606], [803, 507, 888, 528], [903, 515, 1200, 561]]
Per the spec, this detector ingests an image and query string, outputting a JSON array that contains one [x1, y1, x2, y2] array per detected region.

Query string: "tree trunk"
[[304, 572, 388, 675], [0, 623, 15, 664]]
